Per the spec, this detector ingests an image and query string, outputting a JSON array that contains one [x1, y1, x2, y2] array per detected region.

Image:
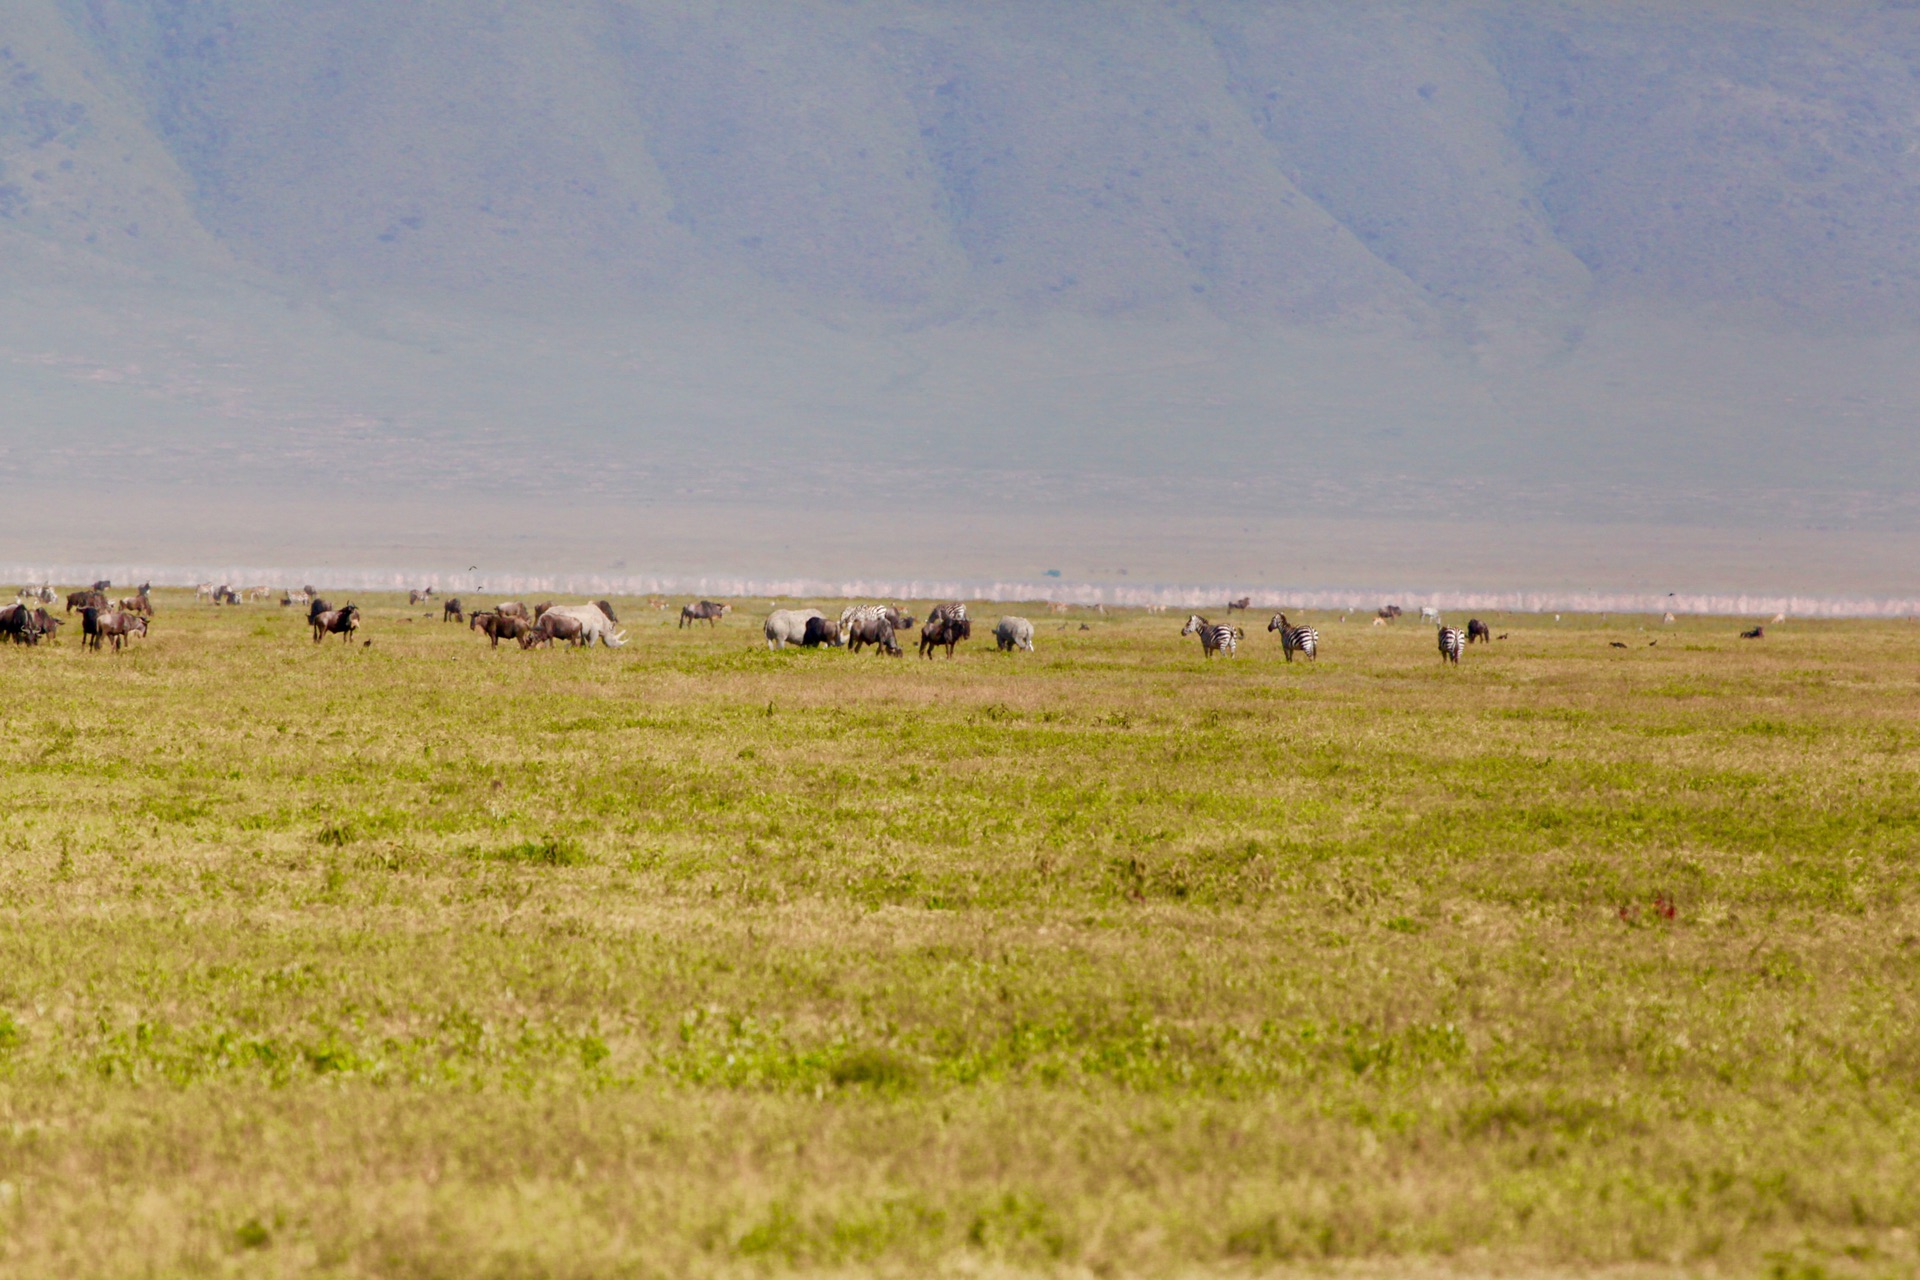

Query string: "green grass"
[[0, 595, 1917, 1277]]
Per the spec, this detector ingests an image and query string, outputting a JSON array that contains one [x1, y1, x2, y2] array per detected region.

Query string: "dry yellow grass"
[[0, 594, 1915, 1278]]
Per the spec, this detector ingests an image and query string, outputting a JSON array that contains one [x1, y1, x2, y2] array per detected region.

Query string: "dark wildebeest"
[[520, 611, 583, 649], [493, 601, 530, 621], [1378, 605, 1403, 622], [308, 598, 332, 625], [32, 609, 61, 643], [1226, 596, 1252, 613], [532, 601, 554, 620], [846, 616, 907, 655], [443, 598, 464, 623], [0, 604, 41, 645], [919, 614, 970, 659], [802, 614, 848, 649], [66, 590, 105, 614], [91, 579, 111, 593], [1466, 619, 1491, 644], [680, 600, 730, 628], [96, 611, 148, 652], [471, 611, 530, 648], [311, 604, 360, 644], [1741, 625, 1765, 640]]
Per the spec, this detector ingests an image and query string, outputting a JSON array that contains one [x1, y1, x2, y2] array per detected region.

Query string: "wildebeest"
[[1377, 605, 1402, 622], [680, 600, 731, 628], [840, 605, 915, 640], [919, 614, 970, 659], [805, 615, 851, 649], [764, 608, 825, 650], [66, 590, 105, 614], [541, 603, 626, 647], [119, 595, 153, 617], [994, 616, 1035, 652], [0, 604, 43, 645], [1741, 625, 1765, 640], [520, 611, 584, 649], [311, 604, 360, 644], [32, 609, 61, 642], [1226, 596, 1252, 613], [1182, 614, 1240, 658], [95, 611, 148, 652], [493, 601, 530, 621], [470, 611, 531, 648], [1466, 619, 1491, 644], [443, 598, 464, 623], [848, 615, 908, 655]]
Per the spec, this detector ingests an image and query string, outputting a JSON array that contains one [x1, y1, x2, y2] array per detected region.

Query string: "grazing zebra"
[[1182, 614, 1242, 659], [1437, 625, 1465, 664], [929, 602, 969, 627], [1266, 613, 1318, 661]]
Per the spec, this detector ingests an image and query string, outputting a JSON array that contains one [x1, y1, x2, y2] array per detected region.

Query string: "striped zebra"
[[1182, 614, 1242, 658], [840, 603, 914, 634], [1267, 613, 1318, 662], [929, 602, 969, 627], [1437, 625, 1465, 665]]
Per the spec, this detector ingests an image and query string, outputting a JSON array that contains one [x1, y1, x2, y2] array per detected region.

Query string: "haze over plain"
[[4, 0, 1919, 594]]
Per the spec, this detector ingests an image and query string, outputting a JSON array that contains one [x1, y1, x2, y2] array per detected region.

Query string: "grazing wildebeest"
[[96, 611, 147, 652], [540, 603, 627, 648], [1377, 605, 1402, 622], [1466, 619, 1491, 644], [1438, 625, 1465, 664], [849, 615, 909, 655], [805, 615, 852, 649], [521, 611, 584, 649], [119, 595, 152, 617], [1226, 596, 1252, 614], [1182, 614, 1241, 658], [1267, 613, 1317, 661], [443, 598, 464, 623], [919, 614, 970, 659], [311, 604, 360, 644], [994, 616, 1035, 653], [1741, 625, 1765, 640], [32, 609, 61, 642], [66, 590, 105, 614], [0, 604, 42, 645], [764, 609, 825, 651], [493, 601, 530, 621], [91, 579, 111, 593], [680, 600, 731, 628], [532, 601, 555, 620]]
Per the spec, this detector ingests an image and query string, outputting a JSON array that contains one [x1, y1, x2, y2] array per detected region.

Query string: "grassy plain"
[[0, 594, 1917, 1277]]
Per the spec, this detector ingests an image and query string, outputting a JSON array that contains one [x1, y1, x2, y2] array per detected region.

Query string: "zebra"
[[1182, 614, 1241, 658], [1437, 625, 1465, 664], [840, 603, 916, 635], [1266, 613, 1318, 661], [929, 602, 969, 627]]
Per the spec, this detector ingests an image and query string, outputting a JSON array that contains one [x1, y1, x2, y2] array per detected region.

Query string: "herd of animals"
[[0, 581, 1773, 661]]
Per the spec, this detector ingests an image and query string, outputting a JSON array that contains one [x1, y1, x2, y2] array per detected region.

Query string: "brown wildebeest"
[[95, 610, 148, 652], [680, 600, 730, 628], [471, 611, 530, 648], [532, 601, 554, 620], [32, 609, 61, 642], [919, 614, 970, 659], [521, 611, 584, 649], [442, 598, 464, 623], [119, 596, 152, 617], [845, 615, 900, 655], [493, 601, 530, 621], [1226, 596, 1252, 613], [1466, 619, 1491, 644], [311, 604, 360, 644], [66, 589, 105, 614]]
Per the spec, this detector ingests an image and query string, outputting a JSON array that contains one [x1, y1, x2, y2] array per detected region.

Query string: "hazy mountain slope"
[[3, 0, 1920, 577]]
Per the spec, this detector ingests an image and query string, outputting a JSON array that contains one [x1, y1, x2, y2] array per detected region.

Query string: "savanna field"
[[1, 594, 1917, 1278]]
